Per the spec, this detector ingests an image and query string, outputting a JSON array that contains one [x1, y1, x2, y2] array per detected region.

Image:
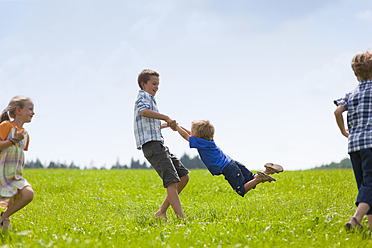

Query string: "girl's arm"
[[334, 105, 349, 138], [0, 129, 25, 150], [0, 139, 15, 150], [176, 125, 191, 141]]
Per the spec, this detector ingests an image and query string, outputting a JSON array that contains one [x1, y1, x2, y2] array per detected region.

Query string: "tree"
[[25, 158, 44, 169], [69, 162, 80, 169], [313, 158, 352, 169], [180, 154, 204, 169], [47, 161, 59, 169], [130, 158, 148, 169], [111, 157, 128, 169]]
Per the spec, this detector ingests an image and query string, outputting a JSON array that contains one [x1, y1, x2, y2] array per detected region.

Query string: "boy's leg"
[[142, 142, 188, 220], [244, 172, 275, 194], [165, 182, 185, 219], [222, 161, 275, 196], [367, 214, 372, 230], [347, 149, 372, 229], [244, 177, 260, 193], [349, 202, 370, 224], [156, 152, 189, 219], [156, 174, 189, 219]]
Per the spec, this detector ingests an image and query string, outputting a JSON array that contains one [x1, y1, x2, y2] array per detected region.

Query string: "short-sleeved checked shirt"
[[134, 90, 163, 150], [334, 79, 372, 153]]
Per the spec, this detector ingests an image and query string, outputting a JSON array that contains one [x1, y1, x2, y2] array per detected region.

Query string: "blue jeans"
[[349, 148, 372, 215]]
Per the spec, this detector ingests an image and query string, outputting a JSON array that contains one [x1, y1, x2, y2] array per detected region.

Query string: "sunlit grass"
[[0, 169, 371, 247]]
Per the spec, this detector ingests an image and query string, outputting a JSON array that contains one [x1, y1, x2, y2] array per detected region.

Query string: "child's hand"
[[14, 129, 25, 141], [342, 129, 349, 138], [166, 119, 177, 131]]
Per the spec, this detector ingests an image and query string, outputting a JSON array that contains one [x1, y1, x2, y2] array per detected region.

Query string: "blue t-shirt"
[[189, 136, 232, 175]]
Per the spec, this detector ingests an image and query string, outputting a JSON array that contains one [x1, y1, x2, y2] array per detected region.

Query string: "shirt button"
[[237, 173, 240, 176]]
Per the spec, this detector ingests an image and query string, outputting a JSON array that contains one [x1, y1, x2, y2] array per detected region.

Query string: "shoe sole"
[[264, 163, 284, 173], [257, 171, 276, 182]]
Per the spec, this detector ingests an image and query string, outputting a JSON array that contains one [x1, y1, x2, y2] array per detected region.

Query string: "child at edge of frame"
[[176, 120, 283, 197], [133, 69, 189, 220], [334, 50, 372, 231], [0, 96, 35, 232]]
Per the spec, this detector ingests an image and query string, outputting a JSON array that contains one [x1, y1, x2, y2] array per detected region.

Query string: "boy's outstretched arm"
[[176, 125, 191, 141], [140, 109, 176, 129], [334, 105, 349, 138]]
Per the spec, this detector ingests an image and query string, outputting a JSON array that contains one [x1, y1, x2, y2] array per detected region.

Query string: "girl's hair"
[[191, 120, 215, 140], [351, 51, 372, 81], [1, 96, 32, 123], [137, 69, 159, 89]]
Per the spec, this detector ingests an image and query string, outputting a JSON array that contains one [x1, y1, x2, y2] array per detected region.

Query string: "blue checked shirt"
[[134, 90, 163, 150], [334, 79, 372, 153]]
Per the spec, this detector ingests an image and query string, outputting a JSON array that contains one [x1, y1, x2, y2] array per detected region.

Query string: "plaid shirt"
[[334, 79, 372, 153], [133, 90, 163, 150]]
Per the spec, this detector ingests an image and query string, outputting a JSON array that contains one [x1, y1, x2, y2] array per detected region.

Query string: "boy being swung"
[[334, 50, 372, 230], [134, 69, 189, 220], [176, 120, 283, 197]]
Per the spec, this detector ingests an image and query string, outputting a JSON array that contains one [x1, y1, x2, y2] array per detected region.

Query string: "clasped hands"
[[166, 118, 178, 131]]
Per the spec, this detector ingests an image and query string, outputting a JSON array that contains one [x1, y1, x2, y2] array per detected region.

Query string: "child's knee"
[[181, 175, 189, 184], [166, 182, 178, 190], [21, 186, 34, 201]]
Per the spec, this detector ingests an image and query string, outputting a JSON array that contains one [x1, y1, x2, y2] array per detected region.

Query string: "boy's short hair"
[[351, 51, 372, 81], [192, 120, 214, 140], [138, 69, 159, 89]]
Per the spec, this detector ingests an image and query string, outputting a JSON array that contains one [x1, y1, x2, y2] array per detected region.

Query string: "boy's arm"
[[176, 125, 191, 141], [140, 109, 177, 129], [334, 105, 349, 138], [161, 122, 169, 129]]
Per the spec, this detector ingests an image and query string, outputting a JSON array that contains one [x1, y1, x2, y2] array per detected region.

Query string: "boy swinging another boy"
[[134, 69, 189, 220]]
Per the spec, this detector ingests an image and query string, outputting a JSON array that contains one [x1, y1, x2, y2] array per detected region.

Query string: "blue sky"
[[1, 0, 372, 170]]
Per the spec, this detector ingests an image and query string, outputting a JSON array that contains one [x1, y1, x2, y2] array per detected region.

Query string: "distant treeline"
[[312, 158, 352, 169], [25, 153, 205, 170]]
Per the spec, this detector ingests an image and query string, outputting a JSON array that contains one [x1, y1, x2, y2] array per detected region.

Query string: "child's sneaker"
[[264, 163, 284, 174], [256, 171, 276, 183]]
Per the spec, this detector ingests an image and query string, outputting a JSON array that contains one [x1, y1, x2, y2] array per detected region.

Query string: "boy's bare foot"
[[256, 171, 276, 183], [263, 163, 283, 175], [154, 211, 168, 221]]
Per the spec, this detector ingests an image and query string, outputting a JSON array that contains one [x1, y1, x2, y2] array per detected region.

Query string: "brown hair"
[[351, 51, 372, 81], [191, 120, 215, 140], [1, 96, 32, 123], [137, 69, 159, 89]]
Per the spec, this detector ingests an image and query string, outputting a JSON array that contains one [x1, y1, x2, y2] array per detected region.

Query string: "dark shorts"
[[221, 160, 254, 197], [349, 149, 372, 215], [142, 141, 189, 188]]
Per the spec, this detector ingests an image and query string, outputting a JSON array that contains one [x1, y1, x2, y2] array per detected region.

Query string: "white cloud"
[[356, 10, 372, 20]]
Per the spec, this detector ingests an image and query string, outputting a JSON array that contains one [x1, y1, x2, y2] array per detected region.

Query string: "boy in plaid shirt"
[[334, 50, 372, 230], [134, 69, 189, 220]]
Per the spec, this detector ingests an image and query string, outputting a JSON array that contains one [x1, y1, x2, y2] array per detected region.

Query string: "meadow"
[[0, 168, 371, 248]]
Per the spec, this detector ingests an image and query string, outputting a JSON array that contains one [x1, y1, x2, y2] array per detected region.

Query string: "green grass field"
[[0, 169, 371, 247]]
